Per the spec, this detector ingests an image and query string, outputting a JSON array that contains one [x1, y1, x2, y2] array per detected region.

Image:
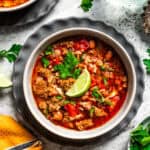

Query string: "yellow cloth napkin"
[[0, 115, 43, 150]]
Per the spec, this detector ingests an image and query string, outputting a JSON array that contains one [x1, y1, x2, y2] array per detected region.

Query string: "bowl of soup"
[[23, 28, 136, 140], [0, 0, 37, 12]]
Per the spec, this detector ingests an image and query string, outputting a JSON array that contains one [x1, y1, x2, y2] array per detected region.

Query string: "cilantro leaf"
[[80, 0, 93, 12], [41, 57, 50, 68], [54, 51, 80, 79], [45, 46, 53, 55], [72, 68, 81, 79], [0, 44, 22, 63], [92, 87, 105, 103]]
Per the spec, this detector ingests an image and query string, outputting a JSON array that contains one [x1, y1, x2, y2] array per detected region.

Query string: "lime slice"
[[66, 69, 91, 97], [0, 74, 12, 88]]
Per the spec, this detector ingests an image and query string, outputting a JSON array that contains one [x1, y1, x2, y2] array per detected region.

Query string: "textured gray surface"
[[0, 0, 150, 149]]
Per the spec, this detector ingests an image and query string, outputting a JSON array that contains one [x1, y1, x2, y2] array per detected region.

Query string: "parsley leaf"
[[80, 0, 93, 12], [54, 51, 80, 79], [0, 44, 22, 63], [41, 57, 50, 68]]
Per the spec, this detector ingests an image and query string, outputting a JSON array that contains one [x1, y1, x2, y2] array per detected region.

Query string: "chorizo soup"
[[0, 0, 28, 8], [32, 37, 128, 131]]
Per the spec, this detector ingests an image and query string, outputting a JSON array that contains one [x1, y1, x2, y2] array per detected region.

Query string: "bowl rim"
[[0, 0, 37, 12], [23, 27, 136, 140]]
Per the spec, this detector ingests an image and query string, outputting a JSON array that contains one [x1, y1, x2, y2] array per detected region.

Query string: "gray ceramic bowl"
[[0, 0, 37, 12], [23, 28, 136, 140]]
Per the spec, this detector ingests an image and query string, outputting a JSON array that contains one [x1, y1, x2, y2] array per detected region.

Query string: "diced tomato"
[[79, 40, 89, 50], [112, 96, 120, 101], [54, 45, 65, 51], [91, 77, 97, 87], [64, 104, 78, 117], [73, 39, 89, 51], [99, 82, 106, 89], [51, 57, 61, 65]]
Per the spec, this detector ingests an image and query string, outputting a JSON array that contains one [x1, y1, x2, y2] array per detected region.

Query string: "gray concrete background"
[[0, 0, 150, 149]]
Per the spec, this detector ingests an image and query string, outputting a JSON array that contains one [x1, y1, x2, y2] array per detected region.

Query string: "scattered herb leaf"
[[0, 44, 22, 63], [41, 57, 50, 68], [80, 0, 93, 12], [130, 123, 150, 150]]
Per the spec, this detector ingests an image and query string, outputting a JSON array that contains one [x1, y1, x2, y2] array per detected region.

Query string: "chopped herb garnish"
[[72, 68, 81, 79], [89, 106, 95, 117], [0, 44, 22, 63], [45, 46, 53, 55], [80, 0, 93, 12], [100, 65, 114, 72], [56, 95, 63, 100], [63, 100, 76, 105], [54, 51, 80, 79], [101, 100, 112, 106], [130, 124, 150, 150], [92, 87, 105, 103], [143, 59, 150, 73], [103, 77, 108, 85], [41, 57, 50, 68]]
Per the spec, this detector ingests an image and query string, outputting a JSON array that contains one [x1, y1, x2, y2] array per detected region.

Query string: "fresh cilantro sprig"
[[143, 49, 150, 73], [92, 87, 112, 106], [80, 0, 93, 12], [54, 51, 81, 79], [130, 124, 150, 150], [41, 57, 50, 68], [0, 44, 22, 63], [89, 106, 95, 117], [92, 87, 105, 103], [41, 45, 53, 68], [45, 46, 53, 55]]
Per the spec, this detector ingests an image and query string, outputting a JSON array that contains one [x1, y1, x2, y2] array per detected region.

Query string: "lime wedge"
[[66, 69, 91, 97], [0, 74, 12, 88]]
